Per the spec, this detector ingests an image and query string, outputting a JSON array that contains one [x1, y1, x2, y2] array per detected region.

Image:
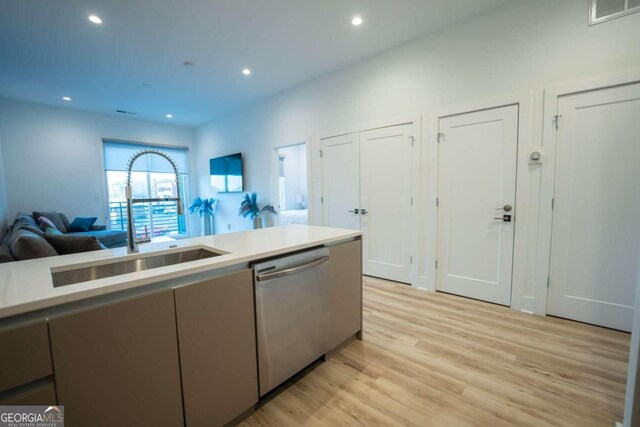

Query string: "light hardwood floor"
[[241, 276, 630, 426]]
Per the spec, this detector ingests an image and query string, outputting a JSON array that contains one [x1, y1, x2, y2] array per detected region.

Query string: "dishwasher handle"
[[256, 256, 329, 282]]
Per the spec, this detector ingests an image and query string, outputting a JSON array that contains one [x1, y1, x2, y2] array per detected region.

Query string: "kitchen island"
[[0, 225, 363, 427]]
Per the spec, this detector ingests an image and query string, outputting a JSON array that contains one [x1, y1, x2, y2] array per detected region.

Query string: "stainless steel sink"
[[51, 248, 222, 287]]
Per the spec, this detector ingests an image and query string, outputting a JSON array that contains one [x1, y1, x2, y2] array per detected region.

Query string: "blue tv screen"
[[210, 153, 244, 193]]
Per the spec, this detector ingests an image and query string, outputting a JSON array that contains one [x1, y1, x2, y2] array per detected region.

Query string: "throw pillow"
[[68, 217, 98, 232], [44, 234, 106, 255], [45, 227, 63, 235], [32, 211, 67, 233], [58, 213, 72, 231], [38, 216, 58, 232], [9, 229, 58, 260]]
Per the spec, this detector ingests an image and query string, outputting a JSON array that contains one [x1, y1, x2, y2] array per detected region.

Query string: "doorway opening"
[[274, 143, 308, 225]]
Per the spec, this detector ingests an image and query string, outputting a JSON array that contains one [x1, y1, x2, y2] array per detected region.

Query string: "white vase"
[[253, 217, 263, 229], [203, 212, 212, 236]]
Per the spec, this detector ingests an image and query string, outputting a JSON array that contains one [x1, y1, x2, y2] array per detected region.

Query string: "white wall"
[[0, 98, 199, 235], [0, 135, 8, 239], [195, 0, 640, 306]]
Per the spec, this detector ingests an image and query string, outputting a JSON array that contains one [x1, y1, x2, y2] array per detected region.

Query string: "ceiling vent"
[[589, 0, 640, 24], [116, 109, 137, 115]]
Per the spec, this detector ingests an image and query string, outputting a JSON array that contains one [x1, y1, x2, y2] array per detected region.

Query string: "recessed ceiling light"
[[166, 114, 173, 119], [242, 68, 251, 76], [351, 16, 363, 26], [88, 15, 102, 24], [62, 96, 71, 101]]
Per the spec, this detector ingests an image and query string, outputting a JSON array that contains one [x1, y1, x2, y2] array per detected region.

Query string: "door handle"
[[348, 209, 360, 214], [256, 256, 330, 281], [496, 204, 513, 212]]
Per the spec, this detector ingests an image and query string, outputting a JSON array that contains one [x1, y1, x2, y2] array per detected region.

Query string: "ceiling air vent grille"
[[589, 0, 640, 24], [116, 109, 137, 116]]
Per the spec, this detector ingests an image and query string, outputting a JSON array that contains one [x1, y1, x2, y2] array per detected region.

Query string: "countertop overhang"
[[0, 225, 361, 319]]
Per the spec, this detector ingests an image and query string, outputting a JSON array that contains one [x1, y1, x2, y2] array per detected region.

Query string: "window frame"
[[102, 139, 190, 238], [589, 0, 640, 25]]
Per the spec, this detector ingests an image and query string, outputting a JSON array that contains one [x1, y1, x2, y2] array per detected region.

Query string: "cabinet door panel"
[[0, 384, 56, 405], [175, 269, 258, 427], [0, 320, 52, 392], [329, 239, 363, 349], [49, 290, 183, 427]]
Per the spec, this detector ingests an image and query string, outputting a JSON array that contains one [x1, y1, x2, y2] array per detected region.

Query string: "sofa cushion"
[[32, 211, 67, 233], [14, 212, 38, 228], [0, 246, 15, 263], [44, 234, 106, 255], [9, 229, 58, 260], [66, 230, 127, 248], [68, 217, 98, 233], [12, 217, 45, 237], [19, 224, 45, 237], [1, 227, 12, 246]]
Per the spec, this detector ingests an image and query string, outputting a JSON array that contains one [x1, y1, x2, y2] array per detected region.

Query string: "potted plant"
[[188, 197, 218, 236], [238, 193, 277, 229]]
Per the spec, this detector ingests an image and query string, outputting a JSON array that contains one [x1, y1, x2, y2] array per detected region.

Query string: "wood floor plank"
[[240, 277, 630, 426]]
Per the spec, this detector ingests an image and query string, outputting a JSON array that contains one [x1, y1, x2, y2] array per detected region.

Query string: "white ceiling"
[[0, 0, 512, 127]]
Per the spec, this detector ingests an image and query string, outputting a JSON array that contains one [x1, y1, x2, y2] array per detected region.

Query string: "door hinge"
[[435, 259, 438, 269], [437, 133, 445, 143], [553, 115, 562, 130], [321, 196, 324, 204], [319, 149, 324, 157], [551, 198, 555, 209], [410, 256, 413, 264], [411, 197, 414, 206], [409, 136, 415, 146], [436, 197, 439, 207], [547, 276, 550, 288]]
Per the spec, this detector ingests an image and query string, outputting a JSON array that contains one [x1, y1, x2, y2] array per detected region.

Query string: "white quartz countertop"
[[0, 225, 361, 319]]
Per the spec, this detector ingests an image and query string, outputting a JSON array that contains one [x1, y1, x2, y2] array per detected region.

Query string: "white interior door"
[[436, 105, 518, 306], [360, 124, 413, 284], [547, 82, 640, 332], [321, 133, 360, 230]]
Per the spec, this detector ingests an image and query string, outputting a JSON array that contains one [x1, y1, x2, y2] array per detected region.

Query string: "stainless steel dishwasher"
[[253, 247, 331, 396]]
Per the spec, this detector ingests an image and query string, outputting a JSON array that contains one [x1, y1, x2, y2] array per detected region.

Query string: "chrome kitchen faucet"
[[125, 149, 184, 253]]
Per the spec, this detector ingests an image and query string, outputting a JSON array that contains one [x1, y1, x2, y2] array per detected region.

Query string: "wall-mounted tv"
[[210, 153, 244, 193]]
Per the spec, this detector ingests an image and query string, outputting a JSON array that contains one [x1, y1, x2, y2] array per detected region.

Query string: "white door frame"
[[313, 113, 422, 287], [536, 68, 640, 316], [270, 137, 311, 226], [425, 92, 534, 313]]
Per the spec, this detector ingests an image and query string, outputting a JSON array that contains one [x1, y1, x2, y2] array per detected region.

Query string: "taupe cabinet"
[[329, 239, 363, 349], [175, 269, 258, 426], [0, 320, 55, 405], [49, 289, 184, 427], [2, 239, 362, 426]]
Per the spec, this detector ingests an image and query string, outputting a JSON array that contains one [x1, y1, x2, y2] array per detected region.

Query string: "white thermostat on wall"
[[529, 148, 543, 164]]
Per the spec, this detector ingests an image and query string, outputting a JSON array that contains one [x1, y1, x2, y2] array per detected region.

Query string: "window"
[[103, 141, 189, 239], [589, 0, 640, 24]]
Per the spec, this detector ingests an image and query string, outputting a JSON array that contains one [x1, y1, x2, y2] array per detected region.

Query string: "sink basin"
[[51, 248, 222, 287]]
